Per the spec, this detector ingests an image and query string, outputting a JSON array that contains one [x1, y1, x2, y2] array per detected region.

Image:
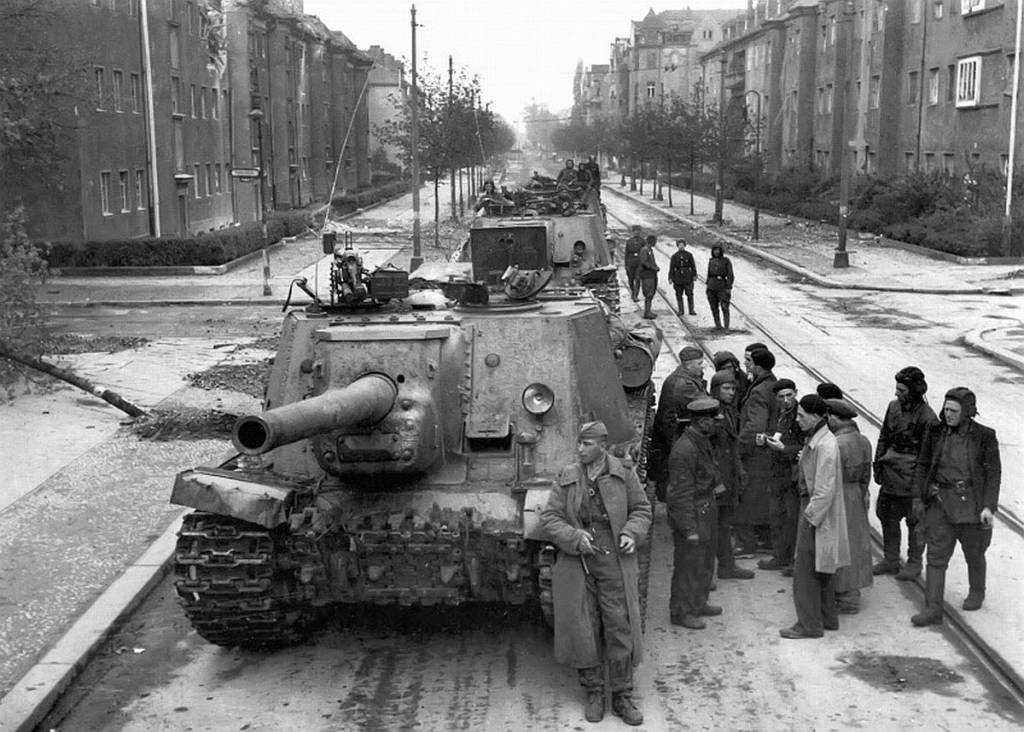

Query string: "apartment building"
[[699, 0, 1024, 179], [1, 0, 378, 243]]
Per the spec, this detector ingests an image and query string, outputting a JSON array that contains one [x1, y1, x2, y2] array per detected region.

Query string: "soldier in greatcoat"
[[540, 421, 651, 726]]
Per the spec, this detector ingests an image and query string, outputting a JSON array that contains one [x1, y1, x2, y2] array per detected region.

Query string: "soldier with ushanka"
[[910, 388, 1000, 626]]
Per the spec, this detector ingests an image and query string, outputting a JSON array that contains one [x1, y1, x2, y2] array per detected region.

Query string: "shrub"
[[0, 206, 51, 392]]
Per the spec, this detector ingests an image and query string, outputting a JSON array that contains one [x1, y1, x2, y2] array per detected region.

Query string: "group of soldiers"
[[622, 227, 737, 330], [539, 340, 1002, 724]]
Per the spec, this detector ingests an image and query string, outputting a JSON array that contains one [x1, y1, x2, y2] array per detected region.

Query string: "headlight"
[[522, 383, 555, 416]]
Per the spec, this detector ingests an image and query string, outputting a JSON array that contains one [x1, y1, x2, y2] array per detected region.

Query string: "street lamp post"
[[834, 1, 856, 268], [745, 90, 762, 241], [248, 107, 268, 241]]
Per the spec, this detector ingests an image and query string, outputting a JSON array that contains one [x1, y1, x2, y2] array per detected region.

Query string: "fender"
[[171, 468, 294, 528]]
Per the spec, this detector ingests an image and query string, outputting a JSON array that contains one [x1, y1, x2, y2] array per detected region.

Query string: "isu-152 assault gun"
[[170, 232, 661, 648]]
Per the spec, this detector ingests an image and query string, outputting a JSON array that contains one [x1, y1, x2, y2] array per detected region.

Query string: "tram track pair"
[[605, 204, 1024, 707]]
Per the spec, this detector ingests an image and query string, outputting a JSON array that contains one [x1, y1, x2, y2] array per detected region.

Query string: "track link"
[[174, 512, 317, 648]]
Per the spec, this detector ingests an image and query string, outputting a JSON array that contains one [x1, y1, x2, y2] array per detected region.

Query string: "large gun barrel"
[[233, 373, 398, 456]]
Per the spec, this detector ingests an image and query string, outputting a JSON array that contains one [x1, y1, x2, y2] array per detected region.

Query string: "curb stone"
[[961, 329, 1024, 374], [0, 511, 187, 732]]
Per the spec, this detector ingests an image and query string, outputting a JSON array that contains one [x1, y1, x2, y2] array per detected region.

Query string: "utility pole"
[[834, 0, 855, 268], [409, 5, 422, 272], [1003, 0, 1024, 256], [714, 55, 727, 225]]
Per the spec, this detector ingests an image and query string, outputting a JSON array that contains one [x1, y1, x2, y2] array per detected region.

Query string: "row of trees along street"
[[540, 84, 1024, 258], [376, 60, 516, 245], [538, 86, 753, 222]]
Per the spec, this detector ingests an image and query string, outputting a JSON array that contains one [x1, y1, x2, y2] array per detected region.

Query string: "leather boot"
[[584, 689, 605, 723], [711, 308, 722, 329], [642, 299, 657, 319], [687, 294, 696, 315], [612, 693, 643, 726], [962, 591, 985, 611], [911, 569, 945, 626], [894, 561, 922, 582], [723, 308, 730, 331]]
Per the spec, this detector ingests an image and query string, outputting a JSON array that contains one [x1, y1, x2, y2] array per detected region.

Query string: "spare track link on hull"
[[174, 512, 316, 648]]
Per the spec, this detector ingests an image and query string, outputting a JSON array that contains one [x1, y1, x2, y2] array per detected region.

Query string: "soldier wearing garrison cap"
[[910, 387, 1001, 626], [648, 346, 708, 501], [540, 420, 651, 725], [667, 398, 726, 629], [873, 366, 939, 581]]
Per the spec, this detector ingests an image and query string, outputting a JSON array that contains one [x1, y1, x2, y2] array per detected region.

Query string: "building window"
[[646, 81, 656, 99], [956, 56, 981, 107], [874, 3, 885, 31], [817, 87, 825, 114], [119, 170, 130, 212], [170, 27, 180, 69], [933, 1, 944, 19], [647, 52, 657, 70], [200, 86, 207, 118], [130, 73, 141, 113], [947, 64, 956, 102], [867, 152, 877, 174], [928, 68, 939, 104], [869, 75, 880, 108], [910, 0, 922, 23], [908, 71, 919, 104], [100, 171, 112, 214], [190, 84, 197, 117], [905, 152, 916, 170], [171, 76, 181, 114], [1006, 54, 1017, 94], [186, 0, 194, 33], [829, 16, 837, 46], [112, 70, 123, 112], [1001, 154, 1010, 176], [942, 153, 955, 174], [210, 87, 218, 119], [962, 0, 986, 14], [94, 67, 105, 109], [215, 163, 222, 194], [924, 153, 935, 171], [206, 163, 213, 196], [194, 163, 201, 198], [135, 169, 146, 209], [825, 84, 833, 113]]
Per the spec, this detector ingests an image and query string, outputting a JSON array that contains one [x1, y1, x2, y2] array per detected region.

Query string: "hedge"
[[40, 177, 411, 268], [44, 210, 311, 268]]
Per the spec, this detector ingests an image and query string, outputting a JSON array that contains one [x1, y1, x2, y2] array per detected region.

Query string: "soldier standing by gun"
[[623, 225, 645, 301], [540, 421, 651, 725]]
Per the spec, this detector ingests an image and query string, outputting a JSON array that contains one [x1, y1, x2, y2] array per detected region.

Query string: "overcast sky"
[[304, 1, 746, 127]]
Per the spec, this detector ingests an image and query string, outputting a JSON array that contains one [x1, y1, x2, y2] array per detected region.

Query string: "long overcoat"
[[735, 370, 778, 524], [799, 423, 850, 573], [540, 455, 652, 668], [833, 422, 874, 592]]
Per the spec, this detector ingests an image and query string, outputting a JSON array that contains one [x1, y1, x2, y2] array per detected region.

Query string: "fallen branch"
[[0, 342, 147, 418]]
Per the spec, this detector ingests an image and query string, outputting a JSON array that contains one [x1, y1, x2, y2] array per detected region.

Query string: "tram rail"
[[604, 202, 1024, 706]]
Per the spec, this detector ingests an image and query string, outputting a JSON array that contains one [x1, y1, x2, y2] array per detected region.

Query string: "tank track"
[[174, 512, 317, 648]]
